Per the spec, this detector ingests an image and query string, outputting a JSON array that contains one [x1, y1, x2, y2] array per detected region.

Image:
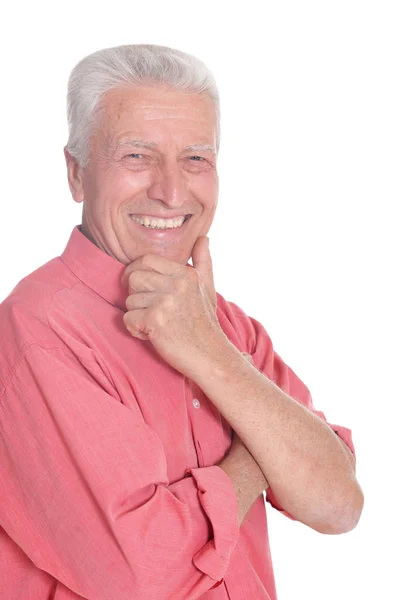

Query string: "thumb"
[[191, 236, 216, 308]]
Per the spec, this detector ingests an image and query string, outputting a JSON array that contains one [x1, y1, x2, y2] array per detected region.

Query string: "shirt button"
[[192, 398, 201, 409]]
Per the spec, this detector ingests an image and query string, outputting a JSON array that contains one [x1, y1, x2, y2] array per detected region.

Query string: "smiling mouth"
[[129, 214, 192, 230]]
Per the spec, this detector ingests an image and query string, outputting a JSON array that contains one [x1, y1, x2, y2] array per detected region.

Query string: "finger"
[[127, 270, 169, 294], [121, 254, 183, 288], [191, 236, 216, 307], [122, 309, 150, 340], [125, 292, 157, 310]]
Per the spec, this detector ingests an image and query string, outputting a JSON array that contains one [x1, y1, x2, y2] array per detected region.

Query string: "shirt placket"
[[185, 378, 216, 468], [188, 387, 205, 468]]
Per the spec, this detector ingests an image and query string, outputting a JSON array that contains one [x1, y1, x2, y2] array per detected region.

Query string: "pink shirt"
[[0, 226, 355, 600]]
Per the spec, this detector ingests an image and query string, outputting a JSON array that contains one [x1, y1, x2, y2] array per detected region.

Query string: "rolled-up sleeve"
[[0, 344, 239, 600], [185, 466, 239, 583]]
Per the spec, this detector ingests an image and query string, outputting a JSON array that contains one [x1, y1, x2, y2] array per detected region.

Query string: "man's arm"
[[121, 243, 363, 536], [218, 432, 268, 526], [191, 341, 364, 535], [0, 344, 242, 600], [337, 434, 356, 467]]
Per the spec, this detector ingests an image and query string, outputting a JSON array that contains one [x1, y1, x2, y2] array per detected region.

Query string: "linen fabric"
[[0, 226, 355, 599]]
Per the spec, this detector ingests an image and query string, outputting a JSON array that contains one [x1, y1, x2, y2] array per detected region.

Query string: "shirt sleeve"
[[226, 301, 356, 518], [0, 343, 239, 600]]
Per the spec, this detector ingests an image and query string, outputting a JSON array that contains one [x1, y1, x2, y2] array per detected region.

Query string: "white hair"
[[66, 44, 220, 167]]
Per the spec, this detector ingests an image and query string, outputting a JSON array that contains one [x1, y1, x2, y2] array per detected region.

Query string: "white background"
[[1, 1, 397, 598]]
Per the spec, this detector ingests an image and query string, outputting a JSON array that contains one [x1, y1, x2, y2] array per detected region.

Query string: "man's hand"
[[121, 236, 227, 376]]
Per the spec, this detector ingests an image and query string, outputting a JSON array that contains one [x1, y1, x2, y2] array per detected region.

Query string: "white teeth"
[[131, 215, 187, 229]]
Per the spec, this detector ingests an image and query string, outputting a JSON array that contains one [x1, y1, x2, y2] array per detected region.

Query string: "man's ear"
[[64, 147, 85, 203]]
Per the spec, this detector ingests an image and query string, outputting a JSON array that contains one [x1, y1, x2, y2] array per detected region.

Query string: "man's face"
[[66, 85, 219, 266]]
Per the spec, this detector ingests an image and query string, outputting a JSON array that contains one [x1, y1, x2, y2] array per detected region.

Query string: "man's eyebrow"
[[115, 140, 216, 155], [116, 140, 157, 150], [183, 144, 217, 155]]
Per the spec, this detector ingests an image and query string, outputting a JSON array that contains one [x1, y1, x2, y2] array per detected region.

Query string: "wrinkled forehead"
[[94, 84, 217, 146]]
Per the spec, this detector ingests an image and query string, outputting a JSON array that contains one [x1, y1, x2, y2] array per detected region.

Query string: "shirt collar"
[[60, 225, 128, 311]]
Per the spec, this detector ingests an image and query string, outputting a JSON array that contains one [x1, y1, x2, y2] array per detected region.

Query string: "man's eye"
[[127, 153, 143, 159], [189, 155, 204, 161]]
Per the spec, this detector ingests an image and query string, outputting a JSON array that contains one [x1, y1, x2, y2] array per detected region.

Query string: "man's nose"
[[147, 164, 187, 208]]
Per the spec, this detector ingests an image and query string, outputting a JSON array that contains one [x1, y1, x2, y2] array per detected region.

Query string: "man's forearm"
[[218, 437, 268, 526], [191, 339, 364, 534]]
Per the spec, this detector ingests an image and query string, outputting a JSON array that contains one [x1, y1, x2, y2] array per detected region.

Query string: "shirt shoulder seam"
[[58, 255, 81, 282]]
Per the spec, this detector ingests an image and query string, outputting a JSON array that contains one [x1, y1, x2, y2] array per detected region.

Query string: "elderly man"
[[0, 44, 363, 600]]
